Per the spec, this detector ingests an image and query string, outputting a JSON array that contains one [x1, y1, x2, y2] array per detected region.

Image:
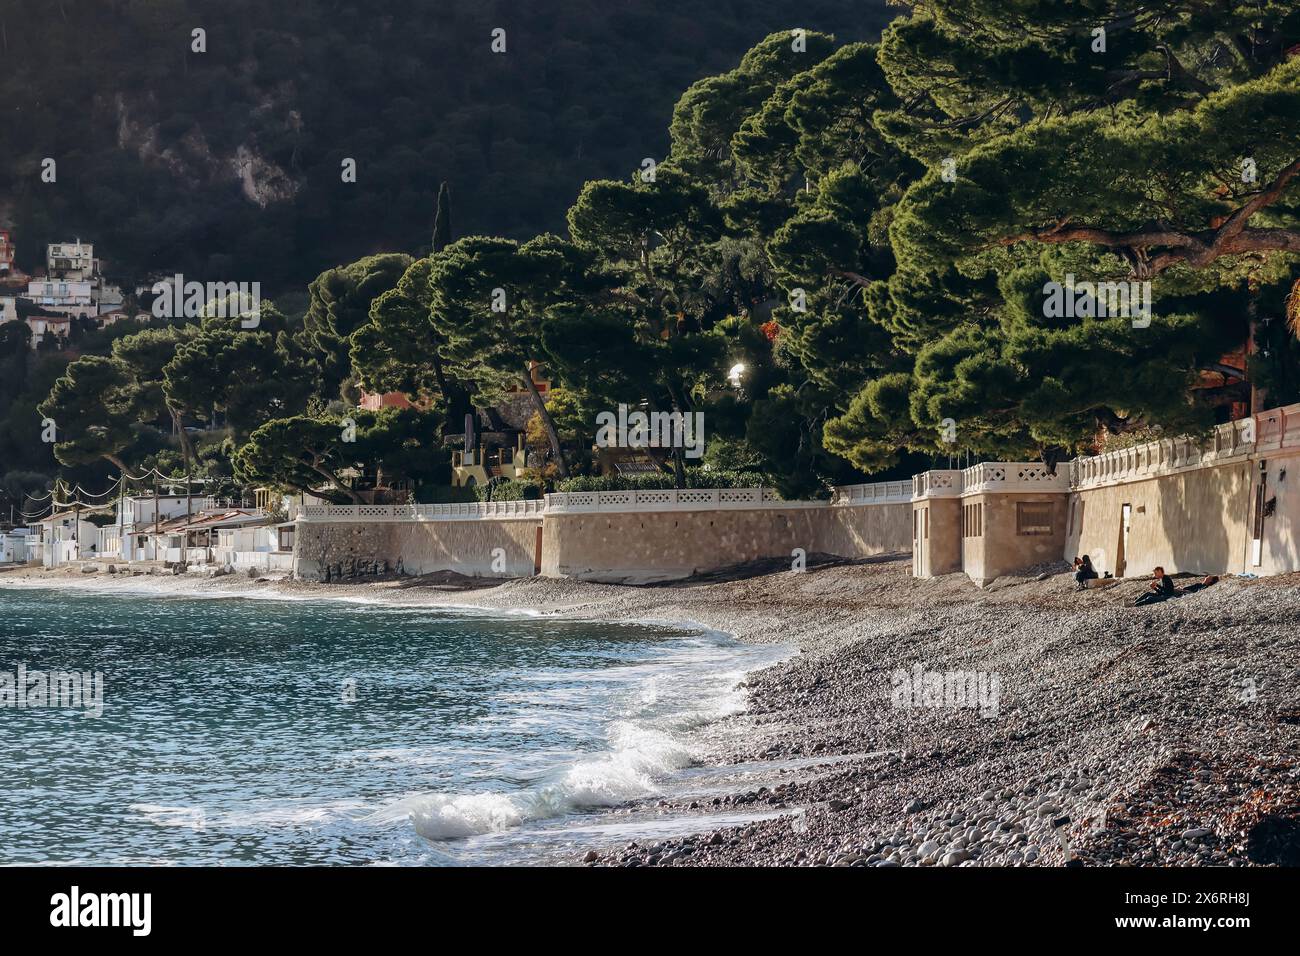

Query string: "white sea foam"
[[133, 800, 370, 829], [130, 804, 208, 829], [408, 792, 528, 839], [123, 663, 765, 848], [7, 576, 795, 861], [120, 636, 791, 855], [388, 699, 742, 841], [0, 575, 555, 622]]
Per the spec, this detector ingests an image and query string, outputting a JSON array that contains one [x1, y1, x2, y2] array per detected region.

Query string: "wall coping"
[[297, 481, 913, 522], [1068, 403, 1300, 491], [913, 403, 1300, 499], [298, 500, 545, 522], [912, 470, 962, 500], [961, 462, 1070, 497], [829, 481, 913, 506]]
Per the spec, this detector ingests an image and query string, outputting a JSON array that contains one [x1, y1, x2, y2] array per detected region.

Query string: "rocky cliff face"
[[113, 92, 300, 207]]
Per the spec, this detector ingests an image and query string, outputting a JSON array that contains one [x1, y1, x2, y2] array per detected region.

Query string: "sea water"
[[0, 583, 790, 865]]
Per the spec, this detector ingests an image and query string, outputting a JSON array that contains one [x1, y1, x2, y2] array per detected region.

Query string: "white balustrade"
[[545, 486, 826, 514], [911, 470, 962, 499], [832, 481, 913, 505], [298, 499, 547, 522], [960, 462, 1070, 496], [1066, 408, 1292, 491], [291, 405, 1300, 524]]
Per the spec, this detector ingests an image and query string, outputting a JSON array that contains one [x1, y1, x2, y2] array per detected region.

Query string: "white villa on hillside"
[[25, 277, 97, 319], [46, 241, 98, 280]]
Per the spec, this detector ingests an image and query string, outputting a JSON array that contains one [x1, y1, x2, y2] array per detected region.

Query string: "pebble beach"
[[4, 556, 1298, 867]]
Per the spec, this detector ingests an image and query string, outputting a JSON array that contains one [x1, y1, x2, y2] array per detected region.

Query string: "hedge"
[[553, 470, 773, 494]]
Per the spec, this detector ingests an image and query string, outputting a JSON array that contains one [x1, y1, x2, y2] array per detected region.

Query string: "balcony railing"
[[912, 470, 962, 499], [961, 462, 1070, 496], [452, 448, 525, 469]]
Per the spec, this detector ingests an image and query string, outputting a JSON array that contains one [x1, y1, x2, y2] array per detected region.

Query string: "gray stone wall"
[[293, 504, 911, 584], [293, 519, 541, 581], [539, 503, 912, 584]]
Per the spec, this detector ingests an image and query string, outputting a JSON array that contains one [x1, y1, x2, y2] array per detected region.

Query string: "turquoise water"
[[0, 583, 788, 865]]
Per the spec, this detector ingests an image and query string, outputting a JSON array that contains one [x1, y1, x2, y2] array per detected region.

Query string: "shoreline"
[[3, 559, 1299, 867]]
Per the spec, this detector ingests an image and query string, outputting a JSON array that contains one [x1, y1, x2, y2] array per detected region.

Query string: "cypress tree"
[[432, 182, 452, 253]]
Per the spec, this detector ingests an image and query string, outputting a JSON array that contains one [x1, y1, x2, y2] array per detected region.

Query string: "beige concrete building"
[[959, 464, 1070, 586], [911, 470, 961, 578], [914, 403, 1300, 587], [913, 463, 1070, 585]]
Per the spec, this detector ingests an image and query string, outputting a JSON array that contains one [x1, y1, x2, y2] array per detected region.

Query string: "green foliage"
[[301, 254, 411, 398], [111, 327, 185, 422], [476, 478, 544, 501], [814, 0, 1300, 468], [35, 356, 135, 470], [554, 469, 770, 493], [669, 30, 837, 186], [347, 406, 448, 488], [419, 483, 479, 504], [17, 3, 1300, 501], [163, 326, 307, 442], [350, 258, 441, 397], [232, 415, 361, 503]]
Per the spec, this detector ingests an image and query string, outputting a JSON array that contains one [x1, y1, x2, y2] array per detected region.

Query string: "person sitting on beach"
[[1072, 555, 1098, 588], [1134, 566, 1177, 606], [1179, 574, 1219, 594]]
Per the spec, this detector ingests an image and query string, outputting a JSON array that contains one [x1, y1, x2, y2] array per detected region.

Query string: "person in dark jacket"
[[1073, 555, 1098, 588], [1134, 566, 1177, 606]]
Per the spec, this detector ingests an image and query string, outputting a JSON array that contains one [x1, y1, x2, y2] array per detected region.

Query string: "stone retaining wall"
[[293, 518, 541, 581], [539, 502, 911, 584]]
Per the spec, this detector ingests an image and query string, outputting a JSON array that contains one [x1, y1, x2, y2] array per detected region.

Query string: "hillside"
[[0, 0, 891, 292]]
